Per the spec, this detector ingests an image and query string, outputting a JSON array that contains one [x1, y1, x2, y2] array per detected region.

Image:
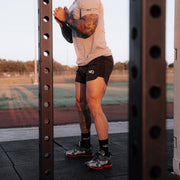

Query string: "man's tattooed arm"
[[66, 14, 98, 38]]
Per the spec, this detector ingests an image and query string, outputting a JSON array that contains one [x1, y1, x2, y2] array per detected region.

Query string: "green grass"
[[0, 81, 174, 109], [166, 83, 174, 103]]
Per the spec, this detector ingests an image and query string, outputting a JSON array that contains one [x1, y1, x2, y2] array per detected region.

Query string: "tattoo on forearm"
[[66, 14, 98, 37]]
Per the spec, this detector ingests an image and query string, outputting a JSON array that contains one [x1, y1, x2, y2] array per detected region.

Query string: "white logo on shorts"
[[88, 70, 95, 74]]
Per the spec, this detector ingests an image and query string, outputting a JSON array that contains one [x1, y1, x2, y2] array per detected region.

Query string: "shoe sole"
[[65, 154, 93, 158], [87, 164, 112, 170]]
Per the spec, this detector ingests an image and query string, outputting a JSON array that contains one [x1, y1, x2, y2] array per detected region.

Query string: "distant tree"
[[0, 59, 8, 72], [113, 62, 128, 70], [53, 61, 65, 72], [16, 61, 26, 73], [0, 59, 30, 73], [72, 66, 78, 71], [53, 60, 74, 72], [25, 61, 35, 72], [0, 59, 75, 73]]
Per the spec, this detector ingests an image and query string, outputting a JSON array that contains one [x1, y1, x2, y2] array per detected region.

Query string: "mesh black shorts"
[[75, 55, 114, 85]]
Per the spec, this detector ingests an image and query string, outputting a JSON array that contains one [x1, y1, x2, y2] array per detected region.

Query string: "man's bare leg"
[[86, 77, 108, 140], [65, 82, 92, 157], [86, 77, 110, 155], [75, 82, 91, 148]]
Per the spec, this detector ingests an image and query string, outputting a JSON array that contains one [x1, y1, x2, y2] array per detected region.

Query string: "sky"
[[0, 0, 175, 67]]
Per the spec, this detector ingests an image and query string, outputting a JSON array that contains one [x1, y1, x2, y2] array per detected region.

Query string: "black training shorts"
[[75, 55, 114, 85]]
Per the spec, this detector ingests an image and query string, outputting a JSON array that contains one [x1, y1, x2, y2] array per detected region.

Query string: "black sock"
[[81, 132, 90, 148], [99, 139, 110, 156]]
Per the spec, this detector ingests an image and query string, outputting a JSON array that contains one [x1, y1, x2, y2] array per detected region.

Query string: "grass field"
[[0, 70, 174, 109]]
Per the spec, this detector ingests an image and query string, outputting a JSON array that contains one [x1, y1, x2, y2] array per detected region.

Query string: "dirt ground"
[[0, 103, 173, 128]]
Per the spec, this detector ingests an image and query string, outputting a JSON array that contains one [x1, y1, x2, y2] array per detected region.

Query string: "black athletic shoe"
[[65, 142, 93, 158], [85, 150, 112, 170]]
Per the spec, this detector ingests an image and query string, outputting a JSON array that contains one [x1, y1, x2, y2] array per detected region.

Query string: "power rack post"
[[39, 0, 54, 179], [173, 0, 180, 176], [129, 0, 166, 179]]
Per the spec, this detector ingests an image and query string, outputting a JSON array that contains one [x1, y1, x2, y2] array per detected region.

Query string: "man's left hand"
[[53, 7, 66, 22]]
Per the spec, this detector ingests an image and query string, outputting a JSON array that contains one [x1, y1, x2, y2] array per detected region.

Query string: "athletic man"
[[53, 0, 113, 170]]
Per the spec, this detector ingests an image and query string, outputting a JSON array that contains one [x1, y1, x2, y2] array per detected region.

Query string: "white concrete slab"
[[0, 119, 173, 142]]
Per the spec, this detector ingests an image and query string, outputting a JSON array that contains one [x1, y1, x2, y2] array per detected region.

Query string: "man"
[[53, 0, 113, 170]]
